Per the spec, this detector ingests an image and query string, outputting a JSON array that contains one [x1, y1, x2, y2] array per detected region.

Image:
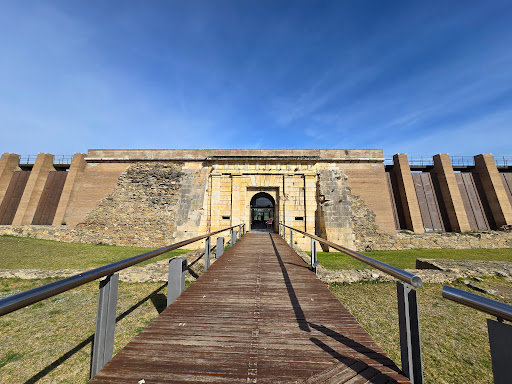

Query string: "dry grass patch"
[[0, 278, 191, 383], [329, 277, 512, 384]]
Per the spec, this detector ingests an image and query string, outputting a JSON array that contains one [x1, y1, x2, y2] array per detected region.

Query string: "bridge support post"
[[311, 238, 318, 274], [204, 236, 211, 271], [216, 237, 224, 258], [168, 257, 187, 306], [91, 273, 119, 378], [232, 230, 238, 245], [397, 282, 424, 384], [289, 229, 293, 248], [238, 225, 242, 240]]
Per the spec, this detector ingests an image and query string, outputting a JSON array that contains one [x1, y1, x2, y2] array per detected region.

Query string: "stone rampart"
[[1, 149, 511, 251]]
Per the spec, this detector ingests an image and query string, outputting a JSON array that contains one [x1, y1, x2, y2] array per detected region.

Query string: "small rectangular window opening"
[[222, 215, 230, 220], [295, 216, 304, 221]]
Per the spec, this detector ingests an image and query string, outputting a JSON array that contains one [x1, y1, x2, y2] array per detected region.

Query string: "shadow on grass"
[[24, 282, 168, 384]]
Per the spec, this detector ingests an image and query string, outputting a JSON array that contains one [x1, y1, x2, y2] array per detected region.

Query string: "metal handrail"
[[495, 155, 512, 167], [18, 155, 74, 165], [0, 224, 244, 316], [280, 223, 422, 288], [442, 286, 512, 322], [384, 154, 512, 167]]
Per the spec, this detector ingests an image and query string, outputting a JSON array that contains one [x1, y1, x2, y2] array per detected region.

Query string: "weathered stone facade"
[[1, 149, 511, 251]]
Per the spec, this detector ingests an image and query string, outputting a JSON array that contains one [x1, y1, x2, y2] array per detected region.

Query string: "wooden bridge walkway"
[[90, 233, 410, 383]]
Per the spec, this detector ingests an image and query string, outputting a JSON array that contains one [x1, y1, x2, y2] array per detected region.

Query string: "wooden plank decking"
[[90, 233, 411, 383]]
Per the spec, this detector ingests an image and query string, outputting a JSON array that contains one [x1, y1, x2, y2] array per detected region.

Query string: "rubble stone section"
[[317, 167, 355, 250], [316, 166, 387, 252], [174, 162, 209, 239], [75, 161, 185, 246]]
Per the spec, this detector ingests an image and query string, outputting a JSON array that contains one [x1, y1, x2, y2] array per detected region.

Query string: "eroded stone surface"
[[76, 161, 184, 247]]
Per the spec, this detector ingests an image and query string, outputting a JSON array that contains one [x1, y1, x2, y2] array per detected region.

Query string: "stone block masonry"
[[12, 153, 55, 225], [474, 154, 512, 227], [0, 153, 21, 200]]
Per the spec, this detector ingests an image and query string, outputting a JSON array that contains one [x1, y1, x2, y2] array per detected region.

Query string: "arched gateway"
[[250, 192, 275, 231]]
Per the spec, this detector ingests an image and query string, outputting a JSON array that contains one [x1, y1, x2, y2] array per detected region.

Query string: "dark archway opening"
[[250, 192, 275, 231]]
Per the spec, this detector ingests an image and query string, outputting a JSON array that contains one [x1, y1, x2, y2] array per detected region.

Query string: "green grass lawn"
[[0, 235, 190, 270], [329, 277, 512, 384], [313, 248, 512, 270], [1, 276, 506, 383], [0, 278, 192, 383]]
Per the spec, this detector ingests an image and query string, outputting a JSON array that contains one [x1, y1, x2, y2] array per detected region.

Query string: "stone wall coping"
[[86, 148, 385, 161], [85, 156, 385, 163]]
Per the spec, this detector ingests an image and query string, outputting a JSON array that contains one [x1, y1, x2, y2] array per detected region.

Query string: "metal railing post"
[[397, 282, 423, 384], [233, 230, 238, 245], [289, 228, 293, 248], [216, 237, 224, 258], [204, 236, 211, 271], [311, 238, 318, 274], [230, 228, 234, 245], [442, 285, 512, 384], [487, 319, 512, 384], [91, 273, 119, 378], [238, 225, 242, 240], [167, 257, 187, 306]]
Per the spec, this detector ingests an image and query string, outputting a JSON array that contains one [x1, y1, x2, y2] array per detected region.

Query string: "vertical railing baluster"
[[289, 228, 293, 248], [216, 237, 224, 258], [487, 318, 512, 383], [91, 273, 119, 378], [204, 236, 211, 271], [311, 238, 317, 274], [397, 282, 423, 384], [167, 257, 187, 306]]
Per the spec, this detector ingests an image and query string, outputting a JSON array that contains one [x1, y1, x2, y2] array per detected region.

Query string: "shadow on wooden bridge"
[[89, 232, 411, 383]]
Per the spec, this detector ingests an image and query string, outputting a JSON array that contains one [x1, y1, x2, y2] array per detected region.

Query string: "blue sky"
[[1, 1, 512, 157]]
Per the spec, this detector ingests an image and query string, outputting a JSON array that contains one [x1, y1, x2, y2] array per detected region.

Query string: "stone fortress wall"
[[0, 149, 511, 251]]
